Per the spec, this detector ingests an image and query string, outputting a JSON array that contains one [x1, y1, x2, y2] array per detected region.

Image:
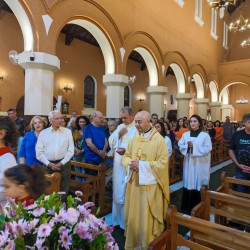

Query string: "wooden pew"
[[191, 186, 250, 227], [217, 171, 250, 199], [148, 205, 250, 250], [70, 161, 111, 215], [45, 172, 61, 195]]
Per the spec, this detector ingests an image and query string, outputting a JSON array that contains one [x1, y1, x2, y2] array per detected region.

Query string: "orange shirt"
[[214, 127, 224, 142], [174, 127, 188, 140]]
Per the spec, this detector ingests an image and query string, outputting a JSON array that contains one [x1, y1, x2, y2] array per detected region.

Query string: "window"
[[124, 86, 130, 107], [84, 75, 96, 108], [223, 22, 229, 49], [195, 0, 204, 26], [211, 8, 218, 40], [175, 0, 185, 8]]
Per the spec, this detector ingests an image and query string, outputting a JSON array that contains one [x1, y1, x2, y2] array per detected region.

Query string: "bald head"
[[135, 111, 151, 133]]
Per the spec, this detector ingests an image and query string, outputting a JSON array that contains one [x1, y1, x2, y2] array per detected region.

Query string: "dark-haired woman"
[[178, 115, 212, 214], [214, 120, 223, 142], [0, 117, 19, 203]]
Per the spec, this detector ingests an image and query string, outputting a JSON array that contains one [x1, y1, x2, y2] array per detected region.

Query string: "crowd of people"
[[0, 107, 249, 249]]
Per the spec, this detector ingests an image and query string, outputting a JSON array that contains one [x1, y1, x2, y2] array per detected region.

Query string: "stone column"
[[210, 102, 222, 121], [175, 93, 192, 119], [221, 104, 233, 120], [146, 86, 168, 117], [18, 51, 60, 115], [195, 98, 210, 119], [103, 74, 128, 118]]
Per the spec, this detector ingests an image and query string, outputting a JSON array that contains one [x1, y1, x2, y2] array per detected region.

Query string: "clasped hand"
[[129, 160, 139, 172], [48, 162, 63, 171]]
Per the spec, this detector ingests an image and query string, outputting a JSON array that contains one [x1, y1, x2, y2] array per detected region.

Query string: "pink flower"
[[28, 219, 39, 231], [75, 191, 83, 196], [54, 208, 67, 223], [78, 205, 90, 217], [37, 224, 52, 238], [32, 207, 45, 217], [35, 237, 45, 249], [66, 208, 79, 225], [84, 202, 95, 209], [75, 222, 92, 240], [0, 230, 9, 247], [59, 229, 72, 249]]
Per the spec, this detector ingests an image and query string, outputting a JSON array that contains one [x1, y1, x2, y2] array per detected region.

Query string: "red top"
[[0, 146, 13, 156], [16, 196, 35, 207]]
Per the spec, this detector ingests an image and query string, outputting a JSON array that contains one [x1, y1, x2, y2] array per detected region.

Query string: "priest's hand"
[[188, 141, 193, 148], [130, 160, 139, 172], [119, 127, 128, 139]]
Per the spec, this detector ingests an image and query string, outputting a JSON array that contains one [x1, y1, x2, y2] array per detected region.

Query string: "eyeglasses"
[[152, 117, 158, 120]]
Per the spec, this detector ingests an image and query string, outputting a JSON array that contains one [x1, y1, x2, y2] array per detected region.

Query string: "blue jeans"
[[235, 167, 250, 193]]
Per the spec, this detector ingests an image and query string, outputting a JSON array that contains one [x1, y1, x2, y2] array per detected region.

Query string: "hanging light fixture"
[[208, 0, 237, 8], [229, 13, 250, 33], [241, 38, 250, 48]]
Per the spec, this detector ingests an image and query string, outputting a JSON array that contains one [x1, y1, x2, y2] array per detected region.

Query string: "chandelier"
[[241, 38, 250, 48], [208, 0, 237, 8], [236, 96, 249, 104], [229, 14, 250, 33]]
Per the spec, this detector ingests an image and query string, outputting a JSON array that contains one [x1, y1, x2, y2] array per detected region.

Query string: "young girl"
[[0, 117, 19, 203], [4, 164, 46, 206]]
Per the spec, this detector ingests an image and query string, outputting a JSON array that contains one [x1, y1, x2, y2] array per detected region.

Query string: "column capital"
[[175, 93, 193, 100], [103, 74, 128, 86], [18, 51, 60, 72], [146, 86, 168, 94], [222, 104, 233, 109], [209, 101, 223, 107], [195, 98, 210, 104]]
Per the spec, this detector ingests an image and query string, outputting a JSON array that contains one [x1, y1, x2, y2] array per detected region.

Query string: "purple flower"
[[32, 207, 45, 217], [24, 204, 38, 210], [66, 208, 79, 225], [5, 240, 15, 250], [75, 191, 83, 196], [59, 229, 72, 249], [35, 237, 45, 249], [78, 205, 90, 217], [28, 219, 39, 231], [58, 191, 66, 195], [37, 224, 52, 238], [11, 219, 29, 237], [0, 230, 9, 247], [75, 222, 92, 240], [84, 202, 95, 209], [54, 208, 67, 223]]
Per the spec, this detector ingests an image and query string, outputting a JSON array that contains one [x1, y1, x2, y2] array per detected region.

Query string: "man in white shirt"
[[36, 110, 74, 194], [108, 106, 137, 231]]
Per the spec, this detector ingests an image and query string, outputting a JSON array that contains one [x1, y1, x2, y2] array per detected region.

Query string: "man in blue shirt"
[[84, 111, 108, 175]]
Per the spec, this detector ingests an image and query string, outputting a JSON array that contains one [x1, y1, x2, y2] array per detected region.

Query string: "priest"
[[122, 111, 170, 250]]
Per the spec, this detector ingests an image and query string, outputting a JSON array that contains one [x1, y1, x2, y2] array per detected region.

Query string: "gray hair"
[[48, 110, 61, 121], [243, 113, 250, 123], [108, 119, 117, 127], [120, 106, 133, 116]]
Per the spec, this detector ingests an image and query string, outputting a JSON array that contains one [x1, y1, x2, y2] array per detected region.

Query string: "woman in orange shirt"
[[214, 120, 224, 142], [174, 118, 188, 148]]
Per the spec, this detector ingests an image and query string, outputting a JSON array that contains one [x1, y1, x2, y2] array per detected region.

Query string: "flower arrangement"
[[0, 191, 118, 249]]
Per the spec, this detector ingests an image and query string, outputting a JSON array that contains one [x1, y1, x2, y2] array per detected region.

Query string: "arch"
[[47, 0, 124, 73], [220, 88, 229, 104], [164, 51, 189, 93], [219, 82, 248, 102], [190, 64, 208, 99], [209, 80, 219, 102], [84, 75, 97, 108], [123, 31, 164, 86], [219, 74, 250, 91], [4, 0, 34, 51]]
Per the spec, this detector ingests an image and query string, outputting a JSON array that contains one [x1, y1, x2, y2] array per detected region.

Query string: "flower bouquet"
[[0, 191, 118, 249]]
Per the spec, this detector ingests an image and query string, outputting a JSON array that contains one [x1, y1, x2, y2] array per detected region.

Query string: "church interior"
[[0, 0, 250, 121]]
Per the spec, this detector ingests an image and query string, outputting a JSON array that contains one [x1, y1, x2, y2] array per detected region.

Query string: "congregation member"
[[229, 113, 250, 193], [155, 121, 172, 159], [36, 110, 74, 195], [0, 117, 19, 203], [84, 111, 108, 175], [222, 116, 234, 141], [108, 107, 137, 232], [164, 121, 175, 145], [206, 120, 216, 142], [178, 114, 212, 214], [7, 108, 28, 136], [236, 120, 244, 131], [150, 113, 158, 127], [73, 115, 90, 162], [174, 118, 188, 148], [214, 120, 223, 142], [67, 116, 77, 133], [107, 119, 117, 137], [122, 111, 169, 249], [19, 116, 46, 165]]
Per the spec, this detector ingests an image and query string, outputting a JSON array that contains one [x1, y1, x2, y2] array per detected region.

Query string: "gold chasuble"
[[122, 128, 170, 249]]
